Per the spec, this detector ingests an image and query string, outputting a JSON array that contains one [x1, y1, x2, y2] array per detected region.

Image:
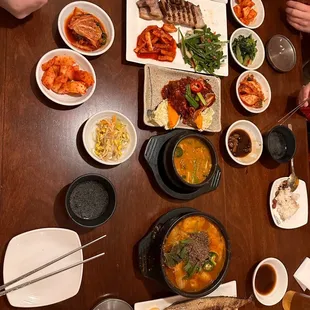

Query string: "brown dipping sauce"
[[228, 129, 252, 158], [255, 264, 277, 295]]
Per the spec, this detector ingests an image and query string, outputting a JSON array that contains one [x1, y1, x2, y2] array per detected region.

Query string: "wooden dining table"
[[0, 0, 309, 309]]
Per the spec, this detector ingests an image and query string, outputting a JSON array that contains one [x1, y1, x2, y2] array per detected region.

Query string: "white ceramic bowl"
[[230, 28, 265, 71], [225, 120, 263, 166], [252, 258, 288, 306], [36, 48, 96, 106], [230, 0, 265, 29], [236, 71, 271, 114], [83, 111, 137, 165], [58, 1, 115, 56]]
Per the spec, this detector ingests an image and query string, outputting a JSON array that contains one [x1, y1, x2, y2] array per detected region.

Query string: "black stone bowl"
[[157, 211, 231, 298], [163, 132, 218, 190], [65, 174, 116, 228], [263, 125, 296, 163]]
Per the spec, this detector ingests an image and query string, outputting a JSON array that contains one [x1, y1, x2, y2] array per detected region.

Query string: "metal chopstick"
[[0, 234, 106, 292], [278, 98, 309, 125], [0, 252, 105, 297]]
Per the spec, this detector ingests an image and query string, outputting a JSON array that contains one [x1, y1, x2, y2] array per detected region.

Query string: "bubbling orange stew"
[[163, 216, 226, 293], [173, 137, 212, 185]]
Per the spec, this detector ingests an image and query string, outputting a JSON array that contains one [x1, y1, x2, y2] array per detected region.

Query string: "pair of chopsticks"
[[277, 98, 310, 125], [0, 235, 106, 297]]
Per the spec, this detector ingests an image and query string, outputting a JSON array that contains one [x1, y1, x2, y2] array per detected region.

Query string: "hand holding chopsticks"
[[277, 98, 310, 126], [0, 235, 106, 297]]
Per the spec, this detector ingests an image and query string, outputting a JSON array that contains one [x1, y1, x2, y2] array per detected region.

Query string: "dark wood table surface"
[[0, 0, 309, 309]]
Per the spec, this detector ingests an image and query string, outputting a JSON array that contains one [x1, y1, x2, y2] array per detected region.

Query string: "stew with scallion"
[[163, 216, 226, 293], [173, 137, 212, 184]]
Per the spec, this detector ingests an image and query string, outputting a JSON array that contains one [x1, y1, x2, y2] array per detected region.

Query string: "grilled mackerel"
[[160, 0, 205, 29], [165, 296, 253, 310]]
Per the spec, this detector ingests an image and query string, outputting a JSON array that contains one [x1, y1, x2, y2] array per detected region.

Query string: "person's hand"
[[298, 83, 310, 107], [0, 0, 48, 19], [286, 0, 310, 33]]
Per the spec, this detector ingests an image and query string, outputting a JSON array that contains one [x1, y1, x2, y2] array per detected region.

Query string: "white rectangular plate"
[[3, 228, 83, 307], [126, 0, 228, 76], [144, 64, 221, 132], [270, 177, 308, 229], [134, 281, 237, 310]]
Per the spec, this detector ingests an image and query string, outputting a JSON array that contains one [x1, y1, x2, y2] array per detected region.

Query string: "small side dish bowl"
[[58, 1, 115, 56], [252, 257, 288, 306], [225, 120, 263, 166], [65, 174, 116, 228], [230, 28, 265, 71], [36, 48, 96, 106], [263, 125, 296, 163], [236, 71, 271, 114], [230, 0, 265, 29], [83, 110, 137, 165]]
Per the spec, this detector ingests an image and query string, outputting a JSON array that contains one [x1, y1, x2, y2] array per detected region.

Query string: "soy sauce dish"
[[252, 257, 288, 306], [65, 174, 116, 227], [226, 120, 263, 166]]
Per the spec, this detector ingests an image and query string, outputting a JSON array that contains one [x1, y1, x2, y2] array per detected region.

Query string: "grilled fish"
[[165, 296, 253, 310]]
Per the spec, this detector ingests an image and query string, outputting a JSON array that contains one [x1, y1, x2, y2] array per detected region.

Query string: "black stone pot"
[[163, 132, 218, 190], [142, 210, 231, 298]]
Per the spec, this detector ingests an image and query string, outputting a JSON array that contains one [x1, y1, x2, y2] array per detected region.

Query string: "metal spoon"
[[287, 124, 299, 192]]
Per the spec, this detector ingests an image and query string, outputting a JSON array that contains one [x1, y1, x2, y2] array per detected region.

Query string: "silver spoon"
[[287, 124, 299, 192]]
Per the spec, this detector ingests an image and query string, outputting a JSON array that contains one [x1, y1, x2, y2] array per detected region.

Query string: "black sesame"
[[69, 181, 109, 220]]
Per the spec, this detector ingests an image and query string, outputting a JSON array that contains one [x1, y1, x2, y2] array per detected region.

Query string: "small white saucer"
[[252, 258, 288, 306]]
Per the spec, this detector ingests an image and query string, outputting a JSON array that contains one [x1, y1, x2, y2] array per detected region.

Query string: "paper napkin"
[[294, 257, 310, 291]]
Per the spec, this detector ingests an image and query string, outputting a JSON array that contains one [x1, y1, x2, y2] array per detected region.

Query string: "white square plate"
[[134, 281, 237, 310], [269, 177, 308, 229], [144, 64, 221, 132], [3, 228, 83, 307], [126, 0, 228, 76]]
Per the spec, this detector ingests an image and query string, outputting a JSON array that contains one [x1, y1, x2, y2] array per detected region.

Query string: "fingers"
[[286, 1, 310, 19], [299, 84, 310, 107], [287, 0, 310, 12], [287, 15, 309, 27], [287, 19, 308, 32]]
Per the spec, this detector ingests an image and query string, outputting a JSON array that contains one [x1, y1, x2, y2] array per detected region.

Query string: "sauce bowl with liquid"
[[225, 120, 263, 166], [252, 257, 288, 306]]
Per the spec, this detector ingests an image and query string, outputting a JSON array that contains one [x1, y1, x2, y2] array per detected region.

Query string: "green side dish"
[[178, 26, 227, 75], [232, 34, 257, 67]]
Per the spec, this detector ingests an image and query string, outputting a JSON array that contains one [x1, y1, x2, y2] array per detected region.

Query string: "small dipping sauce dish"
[[252, 257, 288, 306]]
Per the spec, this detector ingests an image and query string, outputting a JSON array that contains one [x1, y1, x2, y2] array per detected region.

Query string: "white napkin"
[[294, 257, 310, 291]]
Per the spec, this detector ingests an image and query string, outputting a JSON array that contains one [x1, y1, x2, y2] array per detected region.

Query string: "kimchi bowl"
[[236, 71, 271, 114], [36, 48, 96, 106], [58, 1, 115, 56]]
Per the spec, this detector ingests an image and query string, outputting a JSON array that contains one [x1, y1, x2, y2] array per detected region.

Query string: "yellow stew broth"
[[173, 137, 212, 184], [163, 216, 226, 293]]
